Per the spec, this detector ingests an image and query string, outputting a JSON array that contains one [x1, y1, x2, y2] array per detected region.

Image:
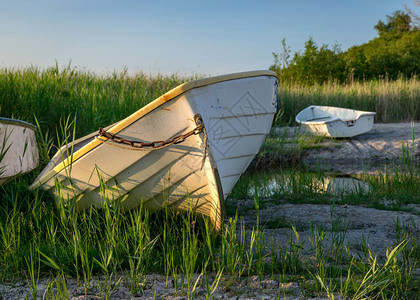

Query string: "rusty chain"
[[98, 113, 205, 151]]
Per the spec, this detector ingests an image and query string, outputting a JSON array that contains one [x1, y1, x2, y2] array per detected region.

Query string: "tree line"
[[270, 10, 420, 85]]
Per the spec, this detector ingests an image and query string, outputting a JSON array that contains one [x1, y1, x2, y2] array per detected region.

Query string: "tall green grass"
[[277, 76, 420, 125], [1, 173, 419, 298], [1, 66, 419, 138], [0, 65, 194, 141], [1, 173, 418, 298]]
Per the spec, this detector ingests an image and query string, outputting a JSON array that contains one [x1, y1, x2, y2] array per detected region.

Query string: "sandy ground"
[[273, 123, 420, 174], [236, 199, 420, 258], [0, 274, 328, 300]]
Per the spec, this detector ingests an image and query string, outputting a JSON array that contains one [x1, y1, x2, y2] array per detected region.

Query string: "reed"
[[277, 76, 420, 126], [0, 66, 195, 148], [1, 66, 419, 141], [0, 173, 418, 298]]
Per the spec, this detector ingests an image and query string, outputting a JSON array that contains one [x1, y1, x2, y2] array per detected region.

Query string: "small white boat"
[[295, 105, 375, 138], [0, 118, 39, 184], [30, 71, 278, 229]]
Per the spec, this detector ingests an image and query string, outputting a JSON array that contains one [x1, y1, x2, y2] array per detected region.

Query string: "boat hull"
[[296, 106, 375, 138], [30, 71, 278, 229], [0, 118, 39, 185]]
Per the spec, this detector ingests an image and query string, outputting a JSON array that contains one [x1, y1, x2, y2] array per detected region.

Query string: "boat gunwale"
[[0, 117, 37, 131], [30, 70, 277, 190]]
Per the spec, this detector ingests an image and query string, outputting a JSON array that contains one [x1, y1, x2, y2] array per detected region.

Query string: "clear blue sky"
[[0, 0, 417, 76]]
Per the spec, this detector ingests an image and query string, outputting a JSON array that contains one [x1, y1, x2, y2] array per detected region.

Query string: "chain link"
[[98, 114, 205, 150]]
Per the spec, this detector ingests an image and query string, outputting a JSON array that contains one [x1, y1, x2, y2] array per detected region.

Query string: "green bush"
[[271, 10, 420, 85]]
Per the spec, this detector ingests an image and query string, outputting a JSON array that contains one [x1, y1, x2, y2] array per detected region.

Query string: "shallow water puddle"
[[247, 173, 370, 197]]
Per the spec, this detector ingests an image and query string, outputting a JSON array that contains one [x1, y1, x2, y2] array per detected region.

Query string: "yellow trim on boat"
[[102, 70, 276, 136], [29, 70, 277, 190]]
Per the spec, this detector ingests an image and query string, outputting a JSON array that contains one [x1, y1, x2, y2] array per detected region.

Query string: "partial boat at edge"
[[0, 118, 39, 185]]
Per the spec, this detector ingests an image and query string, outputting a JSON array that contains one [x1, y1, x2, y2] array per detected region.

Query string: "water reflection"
[[319, 177, 370, 194], [248, 174, 370, 197]]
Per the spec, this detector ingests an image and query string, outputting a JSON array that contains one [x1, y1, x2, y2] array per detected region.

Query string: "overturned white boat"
[[30, 71, 278, 229], [0, 118, 39, 185], [296, 105, 375, 138]]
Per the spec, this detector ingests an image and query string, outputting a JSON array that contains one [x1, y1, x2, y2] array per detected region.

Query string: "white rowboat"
[[296, 105, 375, 138], [30, 71, 278, 229], [0, 118, 39, 185]]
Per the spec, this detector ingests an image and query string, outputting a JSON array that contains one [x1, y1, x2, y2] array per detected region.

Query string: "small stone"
[[412, 268, 420, 278], [278, 282, 300, 292]]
